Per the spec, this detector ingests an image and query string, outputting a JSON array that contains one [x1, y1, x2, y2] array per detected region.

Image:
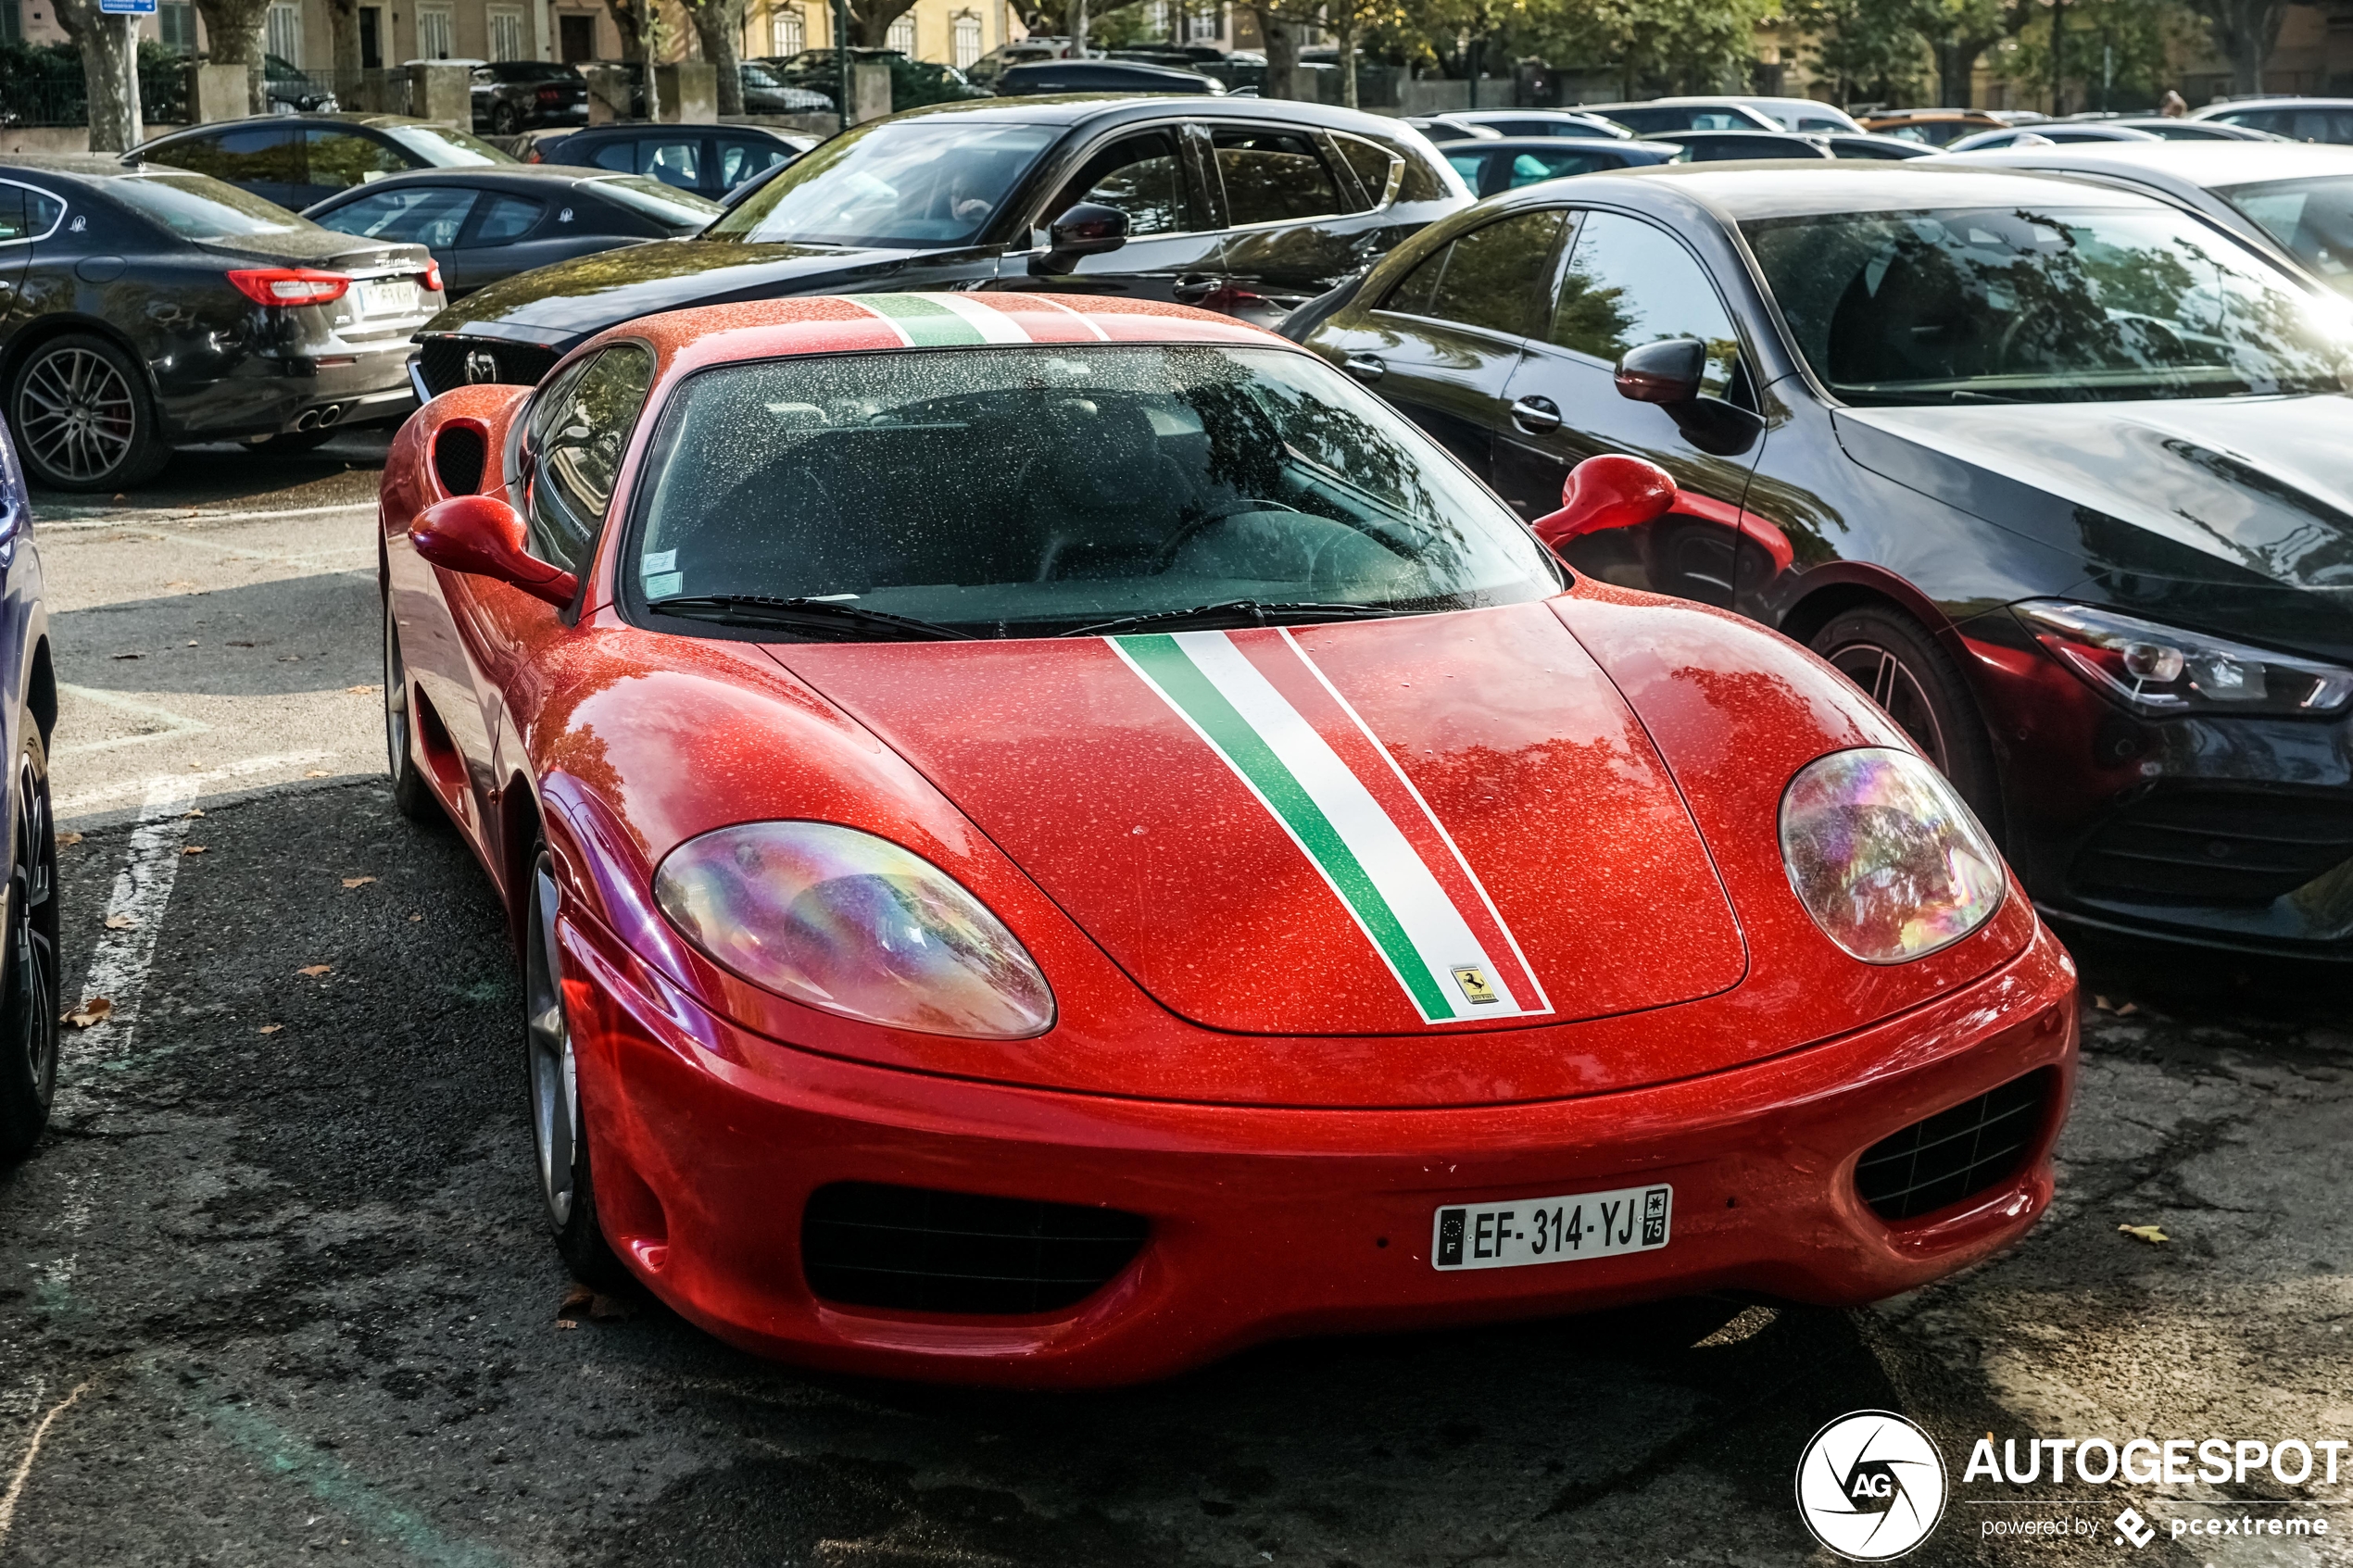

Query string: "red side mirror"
[[1529, 455, 1679, 552], [409, 495, 578, 608]]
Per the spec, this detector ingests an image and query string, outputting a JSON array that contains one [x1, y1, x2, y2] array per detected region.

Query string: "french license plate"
[[1431, 1184, 1671, 1272], [358, 278, 418, 316]]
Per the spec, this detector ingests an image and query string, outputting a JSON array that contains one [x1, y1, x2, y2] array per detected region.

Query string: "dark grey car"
[[133, 114, 515, 213]]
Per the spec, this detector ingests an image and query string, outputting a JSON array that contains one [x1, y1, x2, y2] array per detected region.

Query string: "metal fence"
[[0, 69, 191, 128]]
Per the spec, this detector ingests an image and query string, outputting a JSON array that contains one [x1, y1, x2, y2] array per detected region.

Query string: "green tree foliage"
[[2008, 0, 2192, 110]]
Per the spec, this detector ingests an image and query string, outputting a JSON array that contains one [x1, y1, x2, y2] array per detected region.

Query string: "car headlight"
[[653, 822, 1054, 1039], [2015, 600, 2353, 718], [1779, 748, 2006, 964]]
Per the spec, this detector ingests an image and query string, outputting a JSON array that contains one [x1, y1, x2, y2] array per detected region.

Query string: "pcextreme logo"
[[1796, 1411, 1950, 1561]]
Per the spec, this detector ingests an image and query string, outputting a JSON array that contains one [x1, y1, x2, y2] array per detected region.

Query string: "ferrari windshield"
[[700, 120, 1053, 247], [628, 345, 1558, 638], [2216, 174, 2353, 297], [1744, 204, 2353, 403]]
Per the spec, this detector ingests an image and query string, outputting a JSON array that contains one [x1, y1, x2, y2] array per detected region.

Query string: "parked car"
[[761, 48, 991, 111], [470, 60, 588, 135], [384, 291, 2076, 1385], [303, 163, 719, 296], [530, 123, 808, 202], [133, 113, 513, 212], [0, 156, 441, 487], [412, 95, 1468, 393], [1649, 128, 1834, 161], [1440, 136, 1684, 195], [738, 59, 833, 115], [1296, 162, 2353, 958], [1949, 140, 2353, 296], [1859, 109, 2007, 144], [996, 59, 1225, 95], [963, 38, 1076, 92], [2070, 115, 2281, 142], [1728, 95, 1867, 134], [1401, 115, 1500, 141], [2188, 96, 2353, 143], [1945, 122, 2162, 151], [1416, 108, 1634, 141], [265, 52, 337, 113], [1580, 98, 1780, 134], [0, 410, 57, 1167], [1817, 132, 1943, 159]]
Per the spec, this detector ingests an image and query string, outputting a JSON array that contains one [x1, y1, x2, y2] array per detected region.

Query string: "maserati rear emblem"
[[463, 349, 501, 385]]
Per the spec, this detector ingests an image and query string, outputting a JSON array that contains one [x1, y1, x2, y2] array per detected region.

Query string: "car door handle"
[[1343, 355, 1385, 383], [1171, 274, 1220, 303], [1510, 395, 1562, 433]]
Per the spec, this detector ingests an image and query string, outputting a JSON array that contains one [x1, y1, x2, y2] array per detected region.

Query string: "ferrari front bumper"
[[560, 912, 2079, 1388]]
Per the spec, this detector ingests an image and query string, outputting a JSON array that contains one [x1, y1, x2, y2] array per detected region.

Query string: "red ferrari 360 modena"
[[380, 293, 2077, 1387]]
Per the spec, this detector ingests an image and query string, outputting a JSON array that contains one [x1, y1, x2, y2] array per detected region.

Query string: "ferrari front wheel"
[[0, 725, 59, 1164], [525, 847, 623, 1286], [382, 596, 436, 822], [1810, 603, 2004, 841]]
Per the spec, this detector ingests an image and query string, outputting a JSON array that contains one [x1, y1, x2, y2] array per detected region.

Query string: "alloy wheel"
[[8, 757, 57, 1118], [17, 346, 136, 485], [1828, 642, 1951, 775], [525, 855, 578, 1228]]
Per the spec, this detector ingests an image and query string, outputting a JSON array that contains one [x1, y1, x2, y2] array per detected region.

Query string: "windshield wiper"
[[1059, 599, 1405, 639], [648, 595, 974, 641]]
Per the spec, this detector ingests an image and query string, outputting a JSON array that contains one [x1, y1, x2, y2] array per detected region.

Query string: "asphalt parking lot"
[[3, 443, 2351, 1567]]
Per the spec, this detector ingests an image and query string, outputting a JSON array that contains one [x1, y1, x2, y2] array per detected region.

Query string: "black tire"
[[492, 104, 522, 135], [525, 846, 625, 1287], [1810, 604, 2004, 838], [249, 428, 336, 457], [382, 595, 439, 822], [6, 332, 170, 493], [0, 725, 60, 1164]]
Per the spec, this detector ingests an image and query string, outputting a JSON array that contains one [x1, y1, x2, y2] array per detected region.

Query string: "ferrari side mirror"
[[1615, 337, 1708, 405], [1030, 202, 1129, 276], [1529, 454, 1678, 552], [409, 495, 578, 608]]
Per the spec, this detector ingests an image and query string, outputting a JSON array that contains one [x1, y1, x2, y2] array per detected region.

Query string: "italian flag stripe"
[[855, 293, 1033, 346], [1112, 629, 1547, 1025]]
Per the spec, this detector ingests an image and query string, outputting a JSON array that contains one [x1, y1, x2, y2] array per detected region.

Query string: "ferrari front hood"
[[772, 602, 1748, 1038]]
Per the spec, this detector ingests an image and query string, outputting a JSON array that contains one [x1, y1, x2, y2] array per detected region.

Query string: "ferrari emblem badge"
[[1451, 965, 1500, 1005]]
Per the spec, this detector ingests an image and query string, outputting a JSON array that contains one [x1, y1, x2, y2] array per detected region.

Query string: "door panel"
[[988, 125, 1227, 306], [1493, 208, 1765, 606], [1205, 123, 1381, 325]]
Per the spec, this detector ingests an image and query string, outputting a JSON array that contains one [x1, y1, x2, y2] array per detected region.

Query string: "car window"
[[2220, 174, 2353, 294], [0, 182, 64, 243], [104, 170, 306, 237], [1381, 208, 1566, 338], [1328, 132, 1402, 207], [1443, 151, 1487, 190], [1548, 211, 1738, 394], [718, 139, 787, 190], [379, 123, 511, 167], [707, 119, 1053, 247], [472, 193, 545, 243], [313, 185, 477, 245], [146, 124, 299, 185], [529, 345, 656, 575], [305, 128, 416, 191], [1046, 130, 1193, 236], [1506, 149, 1602, 185], [1682, 134, 1808, 161], [1213, 128, 1344, 227], [608, 136, 702, 189]]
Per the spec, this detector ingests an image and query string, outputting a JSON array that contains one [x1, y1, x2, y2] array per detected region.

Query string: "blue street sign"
[[99, 0, 157, 15]]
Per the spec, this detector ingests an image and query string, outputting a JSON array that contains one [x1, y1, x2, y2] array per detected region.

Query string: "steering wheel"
[[1150, 497, 1299, 574]]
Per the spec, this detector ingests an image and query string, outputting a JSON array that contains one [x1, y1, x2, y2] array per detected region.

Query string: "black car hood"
[[421, 238, 950, 344], [1834, 395, 2353, 658]]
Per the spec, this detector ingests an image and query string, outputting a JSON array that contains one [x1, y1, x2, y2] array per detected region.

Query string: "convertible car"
[[382, 295, 2077, 1386]]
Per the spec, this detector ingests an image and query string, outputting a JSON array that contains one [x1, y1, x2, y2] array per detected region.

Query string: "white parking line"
[[68, 776, 203, 1061], [34, 501, 378, 533], [56, 750, 335, 819], [53, 686, 211, 758]]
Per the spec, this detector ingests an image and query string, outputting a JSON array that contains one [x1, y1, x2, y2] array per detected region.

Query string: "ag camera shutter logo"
[[1795, 1411, 1948, 1560]]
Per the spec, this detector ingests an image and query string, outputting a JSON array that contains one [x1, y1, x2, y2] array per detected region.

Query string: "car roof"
[[131, 112, 469, 153], [1947, 140, 2353, 188], [1454, 136, 1677, 153], [2192, 96, 2353, 115], [317, 162, 639, 193], [1566, 160, 2163, 220], [876, 92, 1415, 137], [550, 122, 805, 142], [0, 154, 142, 181]]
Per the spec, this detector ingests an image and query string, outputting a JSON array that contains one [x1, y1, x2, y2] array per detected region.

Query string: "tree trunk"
[[1338, 8, 1356, 107], [683, 0, 745, 113], [325, 0, 362, 105], [56, 0, 143, 152], [2187, 0, 2284, 96], [1254, 4, 1295, 98], [195, 0, 272, 113]]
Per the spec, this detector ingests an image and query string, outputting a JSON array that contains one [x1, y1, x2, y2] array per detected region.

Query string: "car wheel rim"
[[383, 597, 411, 781], [10, 758, 57, 1110], [526, 856, 577, 1228], [18, 347, 135, 483], [1830, 642, 1950, 774]]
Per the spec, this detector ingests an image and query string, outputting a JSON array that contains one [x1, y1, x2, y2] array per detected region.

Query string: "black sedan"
[[471, 60, 588, 136], [413, 94, 1467, 395], [302, 164, 719, 297], [133, 113, 515, 213], [0, 157, 440, 489], [1298, 162, 2353, 959], [1650, 128, 1833, 161], [529, 123, 809, 202], [997, 59, 1225, 94], [1437, 137, 1683, 196]]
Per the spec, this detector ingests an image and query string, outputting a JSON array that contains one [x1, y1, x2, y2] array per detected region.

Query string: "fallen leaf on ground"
[[2092, 995, 2141, 1018], [342, 875, 375, 888], [408, 913, 423, 922], [57, 832, 81, 847], [185, 640, 198, 646], [346, 684, 382, 696], [167, 580, 196, 589], [181, 809, 204, 819], [554, 1319, 579, 1331], [181, 845, 206, 857], [297, 964, 331, 977], [103, 913, 136, 930], [62, 997, 112, 1028], [305, 770, 331, 778], [257, 1023, 283, 1035], [559, 1282, 634, 1323], [111, 651, 142, 660], [227, 640, 256, 648], [2119, 1223, 2170, 1245]]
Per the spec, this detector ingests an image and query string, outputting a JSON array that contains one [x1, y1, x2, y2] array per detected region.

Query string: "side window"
[[1213, 128, 1344, 227], [305, 129, 415, 191], [0, 186, 28, 244], [472, 193, 545, 244], [528, 345, 656, 574], [1330, 132, 1403, 208], [1443, 150, 1487, 191], [590, 140, 638, 174], [146, 125, 298, 184], [1506, 149, 1602, 186], [314, 186, 476, 245], [1421, 208, 1567, 337], [632, 137, 703, 190], [1548, 212, 1739, 394], [1047, 130, 1192, 236], [718, 139, 786, 191], [1382, 240, 1450, 317]]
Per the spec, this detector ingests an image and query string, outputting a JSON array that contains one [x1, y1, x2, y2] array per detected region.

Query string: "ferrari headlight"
[[1779, 748, 2006, 964], [2015, 600, 2353, 718], [653, 822, 1054, 1039]]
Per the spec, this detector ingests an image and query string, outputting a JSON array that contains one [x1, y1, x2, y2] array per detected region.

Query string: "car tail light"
[[418, 259, 444, 295], [523, 144, 544, 162], [536, 84, 564, 104], [226, 268, 350, 307]]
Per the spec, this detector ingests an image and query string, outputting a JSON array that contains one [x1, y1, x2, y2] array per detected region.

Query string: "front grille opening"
[[2073, 788, 2353, 906], [416, 337, 560, 398], [802, 1182, 1149, 1315], [432, 423, 485, 495], [1855, 1070, 2054, 1223]]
